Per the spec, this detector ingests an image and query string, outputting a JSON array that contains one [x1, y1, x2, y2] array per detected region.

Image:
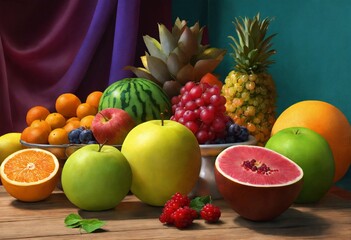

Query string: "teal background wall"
[[172, 0, 351, 122], [172, 0, 351, 188]]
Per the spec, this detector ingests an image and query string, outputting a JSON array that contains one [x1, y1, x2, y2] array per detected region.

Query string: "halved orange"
[[0, 148, 60, 202]]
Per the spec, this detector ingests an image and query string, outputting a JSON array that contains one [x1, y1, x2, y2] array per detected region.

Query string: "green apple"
[[61, 144, 132, 211], [265, 127, 335, 203], [0, 133, 22, 165], [121, 119, 201, 206]]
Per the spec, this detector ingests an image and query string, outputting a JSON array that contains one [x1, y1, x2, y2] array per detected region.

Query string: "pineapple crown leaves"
[[229, 13, 277, 74], [126, 18, 226, 84]]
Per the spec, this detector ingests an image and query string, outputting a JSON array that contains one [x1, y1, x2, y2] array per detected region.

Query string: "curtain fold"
[[0, 0, 171, 135], [109, 0, 140, 85]]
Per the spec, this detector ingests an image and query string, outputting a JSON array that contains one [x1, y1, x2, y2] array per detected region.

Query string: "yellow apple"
[[121, 120, 201, 206], [0, 133, 22, 165]]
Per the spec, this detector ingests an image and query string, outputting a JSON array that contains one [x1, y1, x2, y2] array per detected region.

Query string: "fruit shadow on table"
[[9, 191, 76, 210], [233, 207, 330, 237], [77, 200, 163, 221], [8, 191, 162, 220]]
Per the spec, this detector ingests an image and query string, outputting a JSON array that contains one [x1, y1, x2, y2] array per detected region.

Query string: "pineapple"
[[126, 18, 226, 98], [222, 13, 277, 146]]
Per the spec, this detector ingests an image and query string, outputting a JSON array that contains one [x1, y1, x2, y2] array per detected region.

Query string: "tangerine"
[[30, 119, 52, 135], [0, 148, 59, 202], [86, 91, 103, 109], [80, 115, 95, 129], [63, 120, 81, 133], [25, 106, 50, 126], [21, 126, 49, 144], [45, 112, 66, 130], [48, 128, 69, 145], [271, 100, 351, 182], [76, 103, 97, 120], [55, 93, 81, 118], [66, 117, 80, 123]]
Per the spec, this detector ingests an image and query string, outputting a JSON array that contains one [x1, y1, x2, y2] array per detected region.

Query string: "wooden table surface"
[[0, 185, 350, 240]]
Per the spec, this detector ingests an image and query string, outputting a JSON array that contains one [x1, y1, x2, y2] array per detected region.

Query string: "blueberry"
[[225, 117, 234, 128], [227, 123, 241, 136], [237, 127, 249, 141], [68, 128, 83, 144], [79, 129, 94, 144]]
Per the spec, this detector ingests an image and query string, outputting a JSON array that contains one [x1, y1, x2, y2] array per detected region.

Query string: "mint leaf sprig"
[[64, 213, 106, 233], [189, 195, 212, 213]]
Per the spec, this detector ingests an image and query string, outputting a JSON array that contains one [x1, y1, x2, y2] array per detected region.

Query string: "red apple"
[[91, 108, 135, 145]]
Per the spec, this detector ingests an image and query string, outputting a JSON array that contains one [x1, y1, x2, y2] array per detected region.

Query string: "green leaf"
[[190, 195, 211, 213], [64, 213, 106, 234], [65, 222, 82, 229], [64, 213, 82, 227], [80, 219, 106, 233]]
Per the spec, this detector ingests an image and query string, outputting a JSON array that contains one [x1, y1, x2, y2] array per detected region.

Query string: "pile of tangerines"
[[21, 91, 102, 145]]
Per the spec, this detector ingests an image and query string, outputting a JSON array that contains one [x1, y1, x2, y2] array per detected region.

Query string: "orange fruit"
[[86, 91, 103, 109], [76, 103, 97, 120], [80, 115, 95, 129], [271, 100, 351, 182], [0, 148, 59, 202], [66, 117, 80, 123], [63, 120, 81, 133], [45, 112, 66, 130], [30, 119, 52, 135], [48, 128, 69, 145], [200, 73, 223, 88], [55, 93, 81, 118], [25, 106, 50, 126], [21, 126, 49, 144]]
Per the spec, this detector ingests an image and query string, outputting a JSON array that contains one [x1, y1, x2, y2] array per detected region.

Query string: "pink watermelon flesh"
[[216, 145, 303, 186]]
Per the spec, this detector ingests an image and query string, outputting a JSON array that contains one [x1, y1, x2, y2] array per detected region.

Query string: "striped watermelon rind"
[[99, 78, 172, 124]]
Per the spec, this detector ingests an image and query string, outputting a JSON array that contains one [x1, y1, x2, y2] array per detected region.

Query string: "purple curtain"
[[0, 0, 171, 135]]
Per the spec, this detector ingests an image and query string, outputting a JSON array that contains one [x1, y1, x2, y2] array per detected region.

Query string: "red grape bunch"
[[171, 81, 250, 144], [171, 82, 230, 144]]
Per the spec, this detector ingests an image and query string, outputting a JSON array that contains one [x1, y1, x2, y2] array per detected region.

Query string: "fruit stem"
[[160, 112, 164, 126], [99, 112, 109, 122], [98, 140, 108, 152]]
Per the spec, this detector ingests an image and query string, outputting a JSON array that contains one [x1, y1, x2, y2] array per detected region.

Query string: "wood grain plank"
[[0, 186, 350, 239]]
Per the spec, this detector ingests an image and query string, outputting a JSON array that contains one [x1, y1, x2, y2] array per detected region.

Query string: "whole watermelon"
[[99, 78, 172, 124]]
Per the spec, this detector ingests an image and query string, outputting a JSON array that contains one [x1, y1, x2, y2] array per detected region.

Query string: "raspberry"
[[159, 205, 176, 224], [170, 192, 190, 207], [159, 192, 190, 225], [200, 204, 221, 223], [171, 207, 196, 229]]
